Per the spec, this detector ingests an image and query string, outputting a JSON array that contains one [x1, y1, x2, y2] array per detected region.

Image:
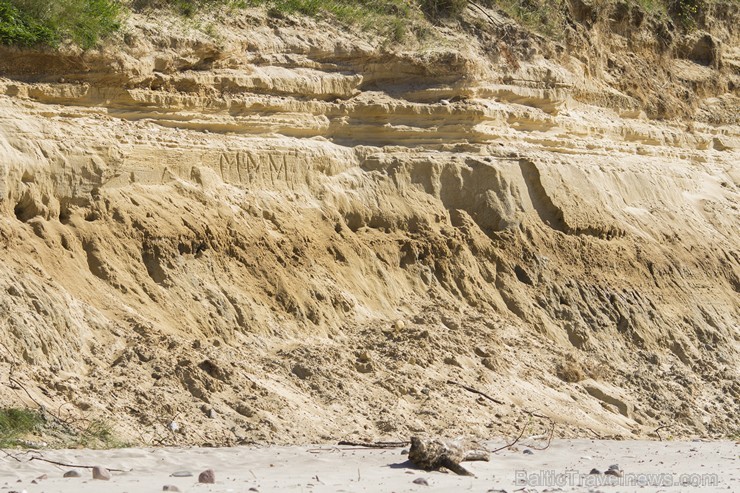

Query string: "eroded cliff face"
[[0, 3, 738, 446]]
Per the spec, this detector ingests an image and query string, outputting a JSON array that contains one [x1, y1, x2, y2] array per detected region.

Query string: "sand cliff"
[[0, 2, 738, 446]]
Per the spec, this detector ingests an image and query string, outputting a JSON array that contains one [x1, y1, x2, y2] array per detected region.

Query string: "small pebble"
[[523, 449, 534, 455], [608, 464, 620, 471], [92, 466, 111, 480], [589, 468, 601, 475], [412, 477, 429, 486], [401, 449, 409, 455], [198, 469, 216, 484], [248, 488, 259, 492], [171, 471, 193, 477], [163, 486, 181, 492], [63, 470, 82, 478], [605, 469, 623, 477]]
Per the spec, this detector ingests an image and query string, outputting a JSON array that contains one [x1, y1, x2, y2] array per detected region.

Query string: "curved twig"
[[654, 425, 671, 441], [490, 412, 556, 454], [526, 420, 555, 451], [489, 418, 531, 454]]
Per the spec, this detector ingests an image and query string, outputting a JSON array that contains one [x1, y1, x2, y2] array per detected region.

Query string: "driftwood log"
[[408, 437, 489, 476]]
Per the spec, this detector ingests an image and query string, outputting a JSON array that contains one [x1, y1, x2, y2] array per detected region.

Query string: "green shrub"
[[480, 0, 567, 38], [420, 0, 468, 18], [0, 0, 471, 48], [0, 0, 120, 48], [7, 0, 705, 50], [0, 1, 56, 45], [668, 0, 703, 27]]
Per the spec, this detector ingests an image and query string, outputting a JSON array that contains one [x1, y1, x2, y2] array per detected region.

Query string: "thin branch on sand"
[[28, 455, 130, 472], [489, 420, 530, 454], [490, 414, 555, 453], [337, 440, 409, 448]]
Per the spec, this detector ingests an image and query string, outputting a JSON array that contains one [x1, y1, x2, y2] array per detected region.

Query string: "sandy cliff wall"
[[0, 3, 738, 445]]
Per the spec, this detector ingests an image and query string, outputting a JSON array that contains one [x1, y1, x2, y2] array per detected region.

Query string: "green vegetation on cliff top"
[[0, 0, 716, 49], [0, 0, 121, 48]]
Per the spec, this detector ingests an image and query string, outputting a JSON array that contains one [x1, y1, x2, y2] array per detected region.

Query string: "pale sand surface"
[[1, 440, 737, 493]]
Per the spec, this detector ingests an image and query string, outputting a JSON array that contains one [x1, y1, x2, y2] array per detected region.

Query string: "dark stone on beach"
[[413, 477, 429, 486], [589, 468, 602, 474], [63, 470, 82, 478], [198, 469, 216, 484], [163, 486, 181, 492], [523, 449, 534, 455]]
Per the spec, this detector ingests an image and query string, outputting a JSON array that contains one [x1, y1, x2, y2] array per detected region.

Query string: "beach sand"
[[2, 439, 737, 492]]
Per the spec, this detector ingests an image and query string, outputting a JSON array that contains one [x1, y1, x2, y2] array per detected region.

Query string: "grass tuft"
[[72, 419, 128, 448], [0, 407, 44, 447], [0, 407, 129, 449]]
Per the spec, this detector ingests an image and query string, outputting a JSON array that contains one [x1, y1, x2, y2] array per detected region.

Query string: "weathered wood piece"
[[407, 437, 489, 476]]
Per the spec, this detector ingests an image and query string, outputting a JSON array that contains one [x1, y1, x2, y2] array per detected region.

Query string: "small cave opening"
[[13, 203, 26, 222], [688, 35, 716, 67]]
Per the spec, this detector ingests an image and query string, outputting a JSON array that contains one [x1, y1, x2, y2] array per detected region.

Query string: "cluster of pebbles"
[[10, 466, 231, 493]]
